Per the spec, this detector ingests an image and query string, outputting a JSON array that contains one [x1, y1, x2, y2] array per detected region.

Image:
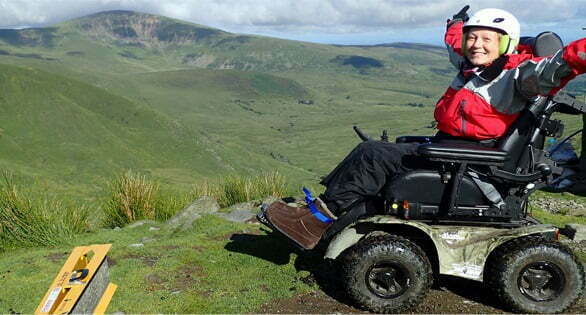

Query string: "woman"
[[263, 7, 586, 249]]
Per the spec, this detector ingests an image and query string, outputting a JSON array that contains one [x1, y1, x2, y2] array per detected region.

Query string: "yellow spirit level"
[[35, 244, 117, 315]]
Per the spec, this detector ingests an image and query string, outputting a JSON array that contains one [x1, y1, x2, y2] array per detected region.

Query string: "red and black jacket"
[[434, 21, 586, 140]]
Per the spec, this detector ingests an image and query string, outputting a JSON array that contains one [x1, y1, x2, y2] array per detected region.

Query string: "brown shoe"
[[264, 199, 336, 250]]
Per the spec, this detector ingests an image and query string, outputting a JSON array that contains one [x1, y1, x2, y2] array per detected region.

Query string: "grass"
[[1, 193, 583, 313], [192, 171, 288, 208], [0, 167, 290, 250], [0, 169, 584, 313], [102, 170, 159, 228], [0, 216, 317, 314], [0, 171, 89, 251], [530, 207, 586, 227], [0, 169, 308, 312], [0, 63, 310, 200], [153, 190, 191, 221], [530, 206, 586, 262], [103, 170, 290, 227]]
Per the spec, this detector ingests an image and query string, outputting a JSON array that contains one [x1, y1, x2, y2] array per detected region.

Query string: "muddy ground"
[[260, 274, 585, 314], [257, 240, 585, 314]]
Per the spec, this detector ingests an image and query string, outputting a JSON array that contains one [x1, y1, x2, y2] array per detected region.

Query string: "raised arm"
[[445, 21, 465, 69], [515, 38, 586, 98], [444, 5, 469, 69]]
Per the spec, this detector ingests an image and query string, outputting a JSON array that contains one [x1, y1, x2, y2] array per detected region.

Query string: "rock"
[[216, 209, 256, 223], [129, 243, 144, 248], [531, 196, 586, 215], [215, 201, 258, 223], [149, 227, 160, 231], [140, 237, 155, 243], [127, 220, 157, 228], [262, 196, 281, 206], [227, 201, 257, 212], [165, 196, 220, 231], [568, 208, 586, 217]]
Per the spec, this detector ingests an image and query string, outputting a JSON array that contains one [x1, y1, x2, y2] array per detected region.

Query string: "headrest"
[[519, 32, 563, 57]]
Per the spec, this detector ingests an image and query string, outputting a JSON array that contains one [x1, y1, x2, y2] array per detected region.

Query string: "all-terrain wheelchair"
[[326, 31, 582, 233], [262, 31, 586, 313]]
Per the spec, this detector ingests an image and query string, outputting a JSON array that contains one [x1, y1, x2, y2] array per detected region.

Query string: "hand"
[[451, 5, 470, 23]]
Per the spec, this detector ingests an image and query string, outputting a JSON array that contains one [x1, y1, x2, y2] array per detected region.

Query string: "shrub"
[[0, 172, 89, 250]]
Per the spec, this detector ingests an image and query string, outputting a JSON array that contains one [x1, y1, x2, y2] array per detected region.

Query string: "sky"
[[0, 0, 585, 46]]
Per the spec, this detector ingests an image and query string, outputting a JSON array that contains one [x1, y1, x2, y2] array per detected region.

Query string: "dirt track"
[[258, 244, 585, 314], [260, 275, 586, 314]]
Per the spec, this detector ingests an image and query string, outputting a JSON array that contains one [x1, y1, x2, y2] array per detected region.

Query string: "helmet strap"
[[508, 38, 519, 54]]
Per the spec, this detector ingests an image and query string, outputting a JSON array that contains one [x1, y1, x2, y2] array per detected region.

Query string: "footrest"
[[263, 200, 334, 250]]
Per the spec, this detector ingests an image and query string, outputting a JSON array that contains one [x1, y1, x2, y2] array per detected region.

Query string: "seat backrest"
[[520, 31, 563, 57], [496, 32, 563, 171]]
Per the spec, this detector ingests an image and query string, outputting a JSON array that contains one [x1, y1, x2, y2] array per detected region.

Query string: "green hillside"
[[0, 63, 310, 198]]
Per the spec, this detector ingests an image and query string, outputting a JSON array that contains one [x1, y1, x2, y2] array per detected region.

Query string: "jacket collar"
[[461, 55, 508, 82]]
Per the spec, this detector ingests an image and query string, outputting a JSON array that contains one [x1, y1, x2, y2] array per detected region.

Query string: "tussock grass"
[[102, 171, 159, 227], [192, 171, 287, 207], [0, 171, 89, 250], [102, 171, 193, 227], [154, 192, 190, 221], [0, 168, 289, 243]]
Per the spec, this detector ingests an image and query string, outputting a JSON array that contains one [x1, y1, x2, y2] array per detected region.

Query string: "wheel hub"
[[366, 262, 411, 299], [518, 261, 565, 302]]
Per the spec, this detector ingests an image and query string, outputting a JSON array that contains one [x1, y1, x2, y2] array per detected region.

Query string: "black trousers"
[[320, 141, 421, 214], [320, 133, 495, 215]]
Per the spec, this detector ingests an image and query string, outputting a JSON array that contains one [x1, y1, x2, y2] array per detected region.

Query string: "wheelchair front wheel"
[[340, 234, 433, 313]]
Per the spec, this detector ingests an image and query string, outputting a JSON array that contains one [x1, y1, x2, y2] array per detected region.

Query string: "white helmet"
[[464, 8, 521, 55]]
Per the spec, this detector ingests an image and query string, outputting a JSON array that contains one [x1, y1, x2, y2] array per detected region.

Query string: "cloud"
[[0, 0, 584, 39]]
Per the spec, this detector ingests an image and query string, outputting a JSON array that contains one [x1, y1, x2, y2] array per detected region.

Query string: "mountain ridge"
[[1, 10, 446, 50]]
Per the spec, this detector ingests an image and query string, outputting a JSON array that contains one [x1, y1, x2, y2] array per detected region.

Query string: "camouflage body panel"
[[324, 215, 557, 281]]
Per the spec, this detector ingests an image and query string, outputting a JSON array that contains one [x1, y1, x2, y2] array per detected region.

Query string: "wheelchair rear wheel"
[[487, 237, 585, 313]]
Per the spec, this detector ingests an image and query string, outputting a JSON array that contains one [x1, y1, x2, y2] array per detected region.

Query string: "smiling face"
[[464, 27, 501, 66]]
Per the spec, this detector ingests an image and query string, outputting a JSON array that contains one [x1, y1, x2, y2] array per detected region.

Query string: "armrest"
[[418, 143, 509, 165], [488, 163, 552, 183], [396, 136, 436, 144]]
